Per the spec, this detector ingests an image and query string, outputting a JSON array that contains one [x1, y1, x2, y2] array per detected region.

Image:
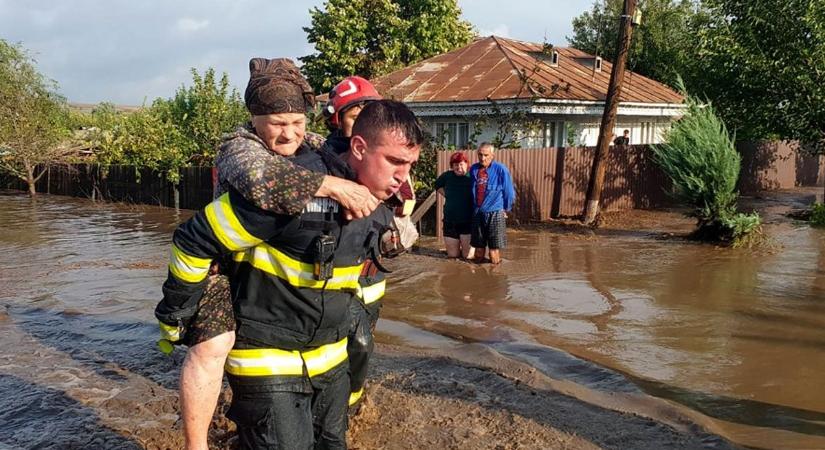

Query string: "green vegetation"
[[811, 204, 825, 227], [300, 0, 474, 92], [569, 0, 825, 150], [75, 68, 247, 182], [568, 0, 702, 89], [0, 40, 72, 196], [691, 0, 825, 147], [652, 81, 761, 245]]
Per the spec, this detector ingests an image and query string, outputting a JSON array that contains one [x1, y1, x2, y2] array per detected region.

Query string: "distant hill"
[[68, 102, 142, 114]]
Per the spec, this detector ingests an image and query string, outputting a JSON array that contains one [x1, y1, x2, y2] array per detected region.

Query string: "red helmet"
[[324, 76, 382, 128]]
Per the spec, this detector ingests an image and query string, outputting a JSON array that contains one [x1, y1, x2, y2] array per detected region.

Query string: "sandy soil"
[[166, 341, 738, 450]]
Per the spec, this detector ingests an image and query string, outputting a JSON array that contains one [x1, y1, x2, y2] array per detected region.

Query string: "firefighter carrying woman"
[[155, 58, 420, 449]]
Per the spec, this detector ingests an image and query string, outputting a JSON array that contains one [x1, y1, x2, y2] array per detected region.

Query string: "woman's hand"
[[317, 176, 381, 220]]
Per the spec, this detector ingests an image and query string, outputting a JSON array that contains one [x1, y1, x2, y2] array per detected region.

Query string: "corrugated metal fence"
[[1, 164, 214, 210], [3, 141, 823, 235], [435, 145, 671, 231], [435, 143, 825, 233]]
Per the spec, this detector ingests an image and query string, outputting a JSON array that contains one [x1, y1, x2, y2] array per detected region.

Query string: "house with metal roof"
[[372, 35, 685, 149]]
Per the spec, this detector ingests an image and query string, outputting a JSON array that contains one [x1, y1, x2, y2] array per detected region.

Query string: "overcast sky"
[[0, 0, 593, 105]]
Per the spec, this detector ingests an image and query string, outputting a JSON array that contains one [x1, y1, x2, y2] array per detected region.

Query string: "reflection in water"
[[4, 191, 825, 449], [389, 225, 825, 449]]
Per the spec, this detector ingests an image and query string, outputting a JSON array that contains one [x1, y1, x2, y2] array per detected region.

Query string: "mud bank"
[[189, 343, 738, 450], [346, 344, 738, 450]]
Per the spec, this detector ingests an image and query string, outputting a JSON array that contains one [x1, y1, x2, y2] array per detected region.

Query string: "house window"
[[640, 122, 653, 143], [435, 121, 470, 148], [543, 121, 562, 147]]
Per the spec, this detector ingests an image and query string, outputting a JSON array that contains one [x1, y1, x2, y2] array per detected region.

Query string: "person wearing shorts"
[[435, 152, 474, 259], [469, 142, 515, 264]]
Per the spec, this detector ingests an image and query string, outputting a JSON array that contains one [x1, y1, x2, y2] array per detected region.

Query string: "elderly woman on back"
[[158, 58, 383, 450]]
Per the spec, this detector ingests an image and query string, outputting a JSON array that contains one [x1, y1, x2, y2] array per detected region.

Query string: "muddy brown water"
[[1, 190, 824, 449]]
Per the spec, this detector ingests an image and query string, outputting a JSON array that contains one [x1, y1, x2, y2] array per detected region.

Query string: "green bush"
[[76, 68, 247, 182], [811, 203, 825, 227], [652, 78, 762, 245], [412, 130, 443, 200]]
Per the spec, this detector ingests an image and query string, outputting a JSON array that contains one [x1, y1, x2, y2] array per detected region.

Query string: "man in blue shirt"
[[469, 142, 515, 264]]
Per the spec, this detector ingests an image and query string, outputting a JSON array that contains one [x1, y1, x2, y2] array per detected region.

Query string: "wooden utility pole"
[[583, 0, 638, 225]]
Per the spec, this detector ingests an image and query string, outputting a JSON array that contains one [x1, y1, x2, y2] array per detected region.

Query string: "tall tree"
[[0, 40, 71, 196], [691, 0, 825, 147], [568, 0, 702, 88], [300, 0, 474, 92]]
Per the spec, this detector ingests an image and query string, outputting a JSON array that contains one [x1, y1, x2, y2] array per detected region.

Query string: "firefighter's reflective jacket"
[[156, 147, 393, 381]]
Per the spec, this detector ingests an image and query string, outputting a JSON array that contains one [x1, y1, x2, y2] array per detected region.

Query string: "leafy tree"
[[92, 107, 195, 183], [652, 80, 761, 245], [568, 0, 702, 88], [153, 68, 247, 163], [301, 0, 474, 92], [83, 68, 247, 182], [571, 0, 825, 150], [397, 0, 475, 63], [689, 0, 825, 147], [0, 40, 72, 196]]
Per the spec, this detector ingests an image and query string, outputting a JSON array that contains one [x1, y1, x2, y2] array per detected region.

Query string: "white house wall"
[[570, 118, 671, 146], [419, 115, 673, 150]]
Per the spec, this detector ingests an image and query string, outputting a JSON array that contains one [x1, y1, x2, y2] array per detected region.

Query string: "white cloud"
[[0, 0, 592, 104], [479, 24, 510, 38], [176, 17, 209, 33]]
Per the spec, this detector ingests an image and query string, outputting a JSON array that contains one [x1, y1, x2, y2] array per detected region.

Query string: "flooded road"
[[1, 190, 824, 449]]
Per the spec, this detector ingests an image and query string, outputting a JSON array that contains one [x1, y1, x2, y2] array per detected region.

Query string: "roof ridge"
[[380, 36, 496, 81], [407, 40, 483, 101], [490, 36, 530, 98], [426, 39, 497, 101]]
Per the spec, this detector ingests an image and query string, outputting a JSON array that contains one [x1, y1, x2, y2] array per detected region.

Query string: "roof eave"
[[404, 98, 687, 117]]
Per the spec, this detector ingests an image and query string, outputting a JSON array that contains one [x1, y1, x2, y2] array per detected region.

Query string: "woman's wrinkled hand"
[[318, 176, 381, 220]]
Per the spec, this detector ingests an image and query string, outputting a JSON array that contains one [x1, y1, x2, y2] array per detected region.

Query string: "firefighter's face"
[[252, 113, 306, 156], [350, 128, 420, 200], [339, 104, 364, 138]]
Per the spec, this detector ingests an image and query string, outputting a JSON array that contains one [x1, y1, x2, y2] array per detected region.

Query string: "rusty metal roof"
[[372, 36, 683, 105]]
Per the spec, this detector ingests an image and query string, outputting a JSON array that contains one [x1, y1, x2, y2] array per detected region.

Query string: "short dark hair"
[[351, 100, 424, 147]]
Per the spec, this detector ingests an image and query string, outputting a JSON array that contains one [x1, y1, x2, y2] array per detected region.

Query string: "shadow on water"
[[632, 376, 825, 438], [493, 340, 825, 439], [0, 374, 141, 449], [9, 306, 181, 391]]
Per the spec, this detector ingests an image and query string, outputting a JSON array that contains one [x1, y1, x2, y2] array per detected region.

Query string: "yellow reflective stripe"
[[158, 321, 180, 341], [233, 244, 362, 290], [348, 388, 364, 406], [303, 338, 348, 377], [204, 193, 262, 251], [400, 199, 416, 216], [225, 348, 304, 376], [225, 338, 348, 378], [356, 279, 386, 305], [168, 244, 211, 283]]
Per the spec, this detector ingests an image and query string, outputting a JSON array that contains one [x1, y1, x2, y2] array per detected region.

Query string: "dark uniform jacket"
[[157, 146, 393, 388]]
